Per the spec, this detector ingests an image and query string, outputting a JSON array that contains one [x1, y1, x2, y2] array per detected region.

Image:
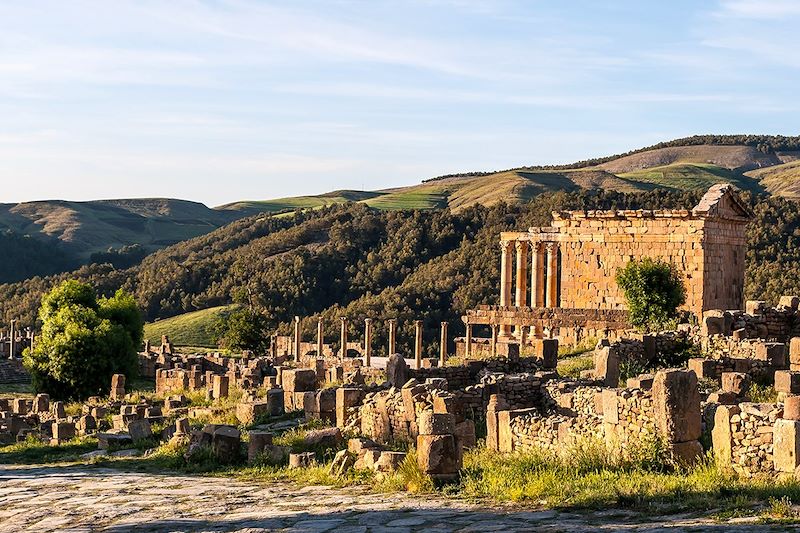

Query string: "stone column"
[[531, 242, 545, 308], [499, 241, 514, 337], [514, 241, 528, 338], [490, 324, 499, 357], [387, 319, 397, 355], [9, 319, 16, 360], [439, 322, 448, 367], [545, 242, 559, 308], [293, 316, 301, 363], [414, 320, 423, 370], [364, 318, 373, 367], [465, 322, 473, 358], [316, 317, 324, 358], [339, 317, 348, 359]]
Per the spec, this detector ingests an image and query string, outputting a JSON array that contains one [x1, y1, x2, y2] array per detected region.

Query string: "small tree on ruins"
[[23, 280, 143, 400], [616, 257, 686, 332]]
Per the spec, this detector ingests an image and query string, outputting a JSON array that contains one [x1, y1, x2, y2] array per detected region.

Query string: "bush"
[[23, 280, 143, 400], [616, 258, 686, 331]]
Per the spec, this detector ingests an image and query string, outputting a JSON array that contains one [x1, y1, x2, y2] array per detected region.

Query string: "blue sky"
[[1, 0, 799, 206]]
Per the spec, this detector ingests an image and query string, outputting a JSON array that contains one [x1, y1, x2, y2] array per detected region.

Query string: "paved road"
[[0, 464, 782, 532]]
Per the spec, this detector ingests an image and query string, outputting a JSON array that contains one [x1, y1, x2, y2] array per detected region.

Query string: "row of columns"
[[292, 317, 450, 369], [500, 240, 559, 335]]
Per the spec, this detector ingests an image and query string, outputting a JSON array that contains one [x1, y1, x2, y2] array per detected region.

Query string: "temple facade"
[[462, 184, 753, 348]]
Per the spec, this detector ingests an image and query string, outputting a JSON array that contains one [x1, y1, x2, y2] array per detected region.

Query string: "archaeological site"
[[5, 182, 800, 530]]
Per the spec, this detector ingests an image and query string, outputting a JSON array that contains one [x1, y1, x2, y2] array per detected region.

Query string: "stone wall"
[[712, 402, 782, 477], [0, 359, 31, 384]]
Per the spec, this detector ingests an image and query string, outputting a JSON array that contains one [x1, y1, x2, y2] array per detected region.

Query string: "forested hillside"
[[4, 188, 799, 354]]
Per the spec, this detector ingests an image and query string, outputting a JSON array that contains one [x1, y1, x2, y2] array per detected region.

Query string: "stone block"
[[601, 389, 619, 424], [712, 405, 738, 467], [626, 374, 654, 390], [97, 433, 132, 450], [282, 369, 317, 393], [433, 395, 464, 421], [790, 338, 800, 366], [77, 415, 97, 435], [348, 437, 377, 455], [212, 375, 229, 400], [688, 358, 716, 380], [746, 300, 767, 316], [653, 369, 701, 443], [669, 440, 703, 466], [12, 398, 27, 415], [707, 391, 738, 405], [774, 419, 800, 473], [211, 426, 241, 464], [775, 371, 800, 394], [454, 419, 477, 449], [721, 372, 749, 395], [236, 401, 271, 425], [289, 451, 316, 468], [266, 388, 284, 416], [418, 412, 456, 436], [779, 295, 800, 311], [386, 354, 409, 387], [128, 419, 152, 441], [786, 396, 800, 421], [485, 394, 507, 452], [303, 427, 343, 448], [247, 431, 274, 464], [33, 394, 49, 414], [375, 451, 406, 472], [594, 346, 619, 387], [416, 434, 460, 480], [355, 449, 382, 470], [755, 342, 786, 366], [532, 338, 558, 369], [336, 387, 364, 428], [51, 421, 75, 442]]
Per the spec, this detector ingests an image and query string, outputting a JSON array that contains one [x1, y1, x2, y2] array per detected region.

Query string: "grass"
[[220, 190, 384, 215], [746, 160, 800, 199], [558, 354, 594, 378], [0, 383, 33, 396], [618, 163, 762, 193], [144, 305, 237, 347], [0, 436, 98, 464]]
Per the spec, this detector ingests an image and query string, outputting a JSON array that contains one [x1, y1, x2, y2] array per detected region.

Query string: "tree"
[[23, 280, 143, 400], [212, 308, 271, 354], [616, 258, 686, 331]]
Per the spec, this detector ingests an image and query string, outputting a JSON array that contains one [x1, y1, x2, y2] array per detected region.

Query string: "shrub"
[[23, 280, 143, 400], [616, 258, 686, 331]]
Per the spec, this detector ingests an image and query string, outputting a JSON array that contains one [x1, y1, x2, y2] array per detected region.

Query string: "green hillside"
[[746, 160, 800, 198], [144, 305, 237, 348], [617, 163, 764, 193], [221, 190, 384, 215]]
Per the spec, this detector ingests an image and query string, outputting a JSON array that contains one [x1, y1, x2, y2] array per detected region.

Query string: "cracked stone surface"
[[0, 464, 783, 531]]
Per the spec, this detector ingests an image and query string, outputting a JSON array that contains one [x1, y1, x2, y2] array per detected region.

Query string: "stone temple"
[[461, 184, 753, 350]]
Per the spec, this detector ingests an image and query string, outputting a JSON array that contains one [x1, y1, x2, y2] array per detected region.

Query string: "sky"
[[1, 0, 799, 207]]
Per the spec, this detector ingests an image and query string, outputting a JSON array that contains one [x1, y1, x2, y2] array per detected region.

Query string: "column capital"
[[414, 320, 423, 327], [387, 318, 396, 324], [514, 240, 528, 253], [529, 240, 543, 252], [340, 316, 348, 323], [294, 315, 300, 323], [364, 318, 372, 325], [545, 241, 558, 253], [499, 239, 514, 252]]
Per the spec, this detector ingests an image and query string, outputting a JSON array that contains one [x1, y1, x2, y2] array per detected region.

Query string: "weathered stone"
[[386, 353, 409, 387], [711, 405, 738, 467], [601, 389, 619, 425], [348, 437, 377, 455], [669, 440, 703, 466], [236, 401, 271, 425], [626, 374, 654, 390], [127, 419, 152, 441], [375, 451, 406, 472], [328, 450, 355, 476], [211, 426, 241, 464], [454, 419, 477, 449], [594, 346, 619, 387], [97, 433, 132, 450], [721, 372, 749, 396], [652, 369, 701, 443], [51, 421, 75, 442], [417, 434, 460, 480], [289, 451, 315, 468], [774, 419, 800, 473], [780, 295, 800, 310], [776, 371, 800, 394], [212, 375, 229, 400], [785, 396, 800, 421], [282, 369, 317, 393], [418, 412, 456, 436], [688, 358, 716, 380], [33, 394, 49, 414], [247, 431, 274, 464], [303, 427, 343, 448]]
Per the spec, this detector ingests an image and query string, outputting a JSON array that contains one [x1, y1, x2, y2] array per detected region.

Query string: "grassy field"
[[746, 160, 800, 199], [143, 305, 237, 347], [220, 190, 385, 215], [618, 163, 763, 192]]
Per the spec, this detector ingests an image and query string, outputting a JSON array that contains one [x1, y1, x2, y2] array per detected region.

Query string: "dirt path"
[[0, 464, 778, 532]]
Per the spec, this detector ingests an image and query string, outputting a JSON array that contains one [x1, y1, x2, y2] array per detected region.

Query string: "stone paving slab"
[[0, 464, 788, 532]]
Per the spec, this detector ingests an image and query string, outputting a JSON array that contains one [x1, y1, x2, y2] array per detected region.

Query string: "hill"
[[143, 305, 237, 348], [5, 188, 800, 353], [0, 198, 245, 282]]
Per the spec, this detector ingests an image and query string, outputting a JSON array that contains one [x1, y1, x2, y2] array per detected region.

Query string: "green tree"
[[212, 308, 271, 354], [23, 280, 143, 400], [616, 258, 686, 331]]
